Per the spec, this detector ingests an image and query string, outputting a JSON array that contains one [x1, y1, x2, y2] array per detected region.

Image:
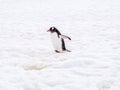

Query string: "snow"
[[0, 0, 120, 90]]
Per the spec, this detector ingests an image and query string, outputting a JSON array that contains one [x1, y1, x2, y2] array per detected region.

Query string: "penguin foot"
[[55, 50, 61, 53], [55, 50, 71, 53]]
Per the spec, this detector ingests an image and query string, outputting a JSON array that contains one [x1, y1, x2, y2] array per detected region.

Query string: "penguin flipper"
[[60, 35, 71, 40]]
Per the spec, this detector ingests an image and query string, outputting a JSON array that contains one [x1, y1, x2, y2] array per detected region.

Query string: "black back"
[[61, 39, 66, 51]]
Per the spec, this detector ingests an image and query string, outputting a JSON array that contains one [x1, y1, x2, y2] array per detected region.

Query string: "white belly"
[[51, 33, 62, 52]]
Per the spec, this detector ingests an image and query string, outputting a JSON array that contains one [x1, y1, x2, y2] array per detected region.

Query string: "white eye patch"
[[51, 27, 54, 30]]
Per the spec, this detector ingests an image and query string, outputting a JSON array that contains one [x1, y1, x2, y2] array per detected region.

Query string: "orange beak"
[[47, 30, 50, 32]]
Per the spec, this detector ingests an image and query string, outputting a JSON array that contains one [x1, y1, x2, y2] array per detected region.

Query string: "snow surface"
[[0, 0, 120, 90]]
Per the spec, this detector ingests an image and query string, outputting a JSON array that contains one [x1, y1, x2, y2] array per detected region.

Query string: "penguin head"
[[47, 27, 58, 33]]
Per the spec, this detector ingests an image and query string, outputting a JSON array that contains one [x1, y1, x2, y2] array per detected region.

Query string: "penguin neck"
[[52, 32, 60, 38]]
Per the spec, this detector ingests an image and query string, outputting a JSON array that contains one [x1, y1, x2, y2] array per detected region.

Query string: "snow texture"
[[0, 0, 120, 90]]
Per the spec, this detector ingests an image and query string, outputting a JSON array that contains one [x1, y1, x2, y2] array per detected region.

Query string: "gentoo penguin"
[[47, 27, 71, 53]]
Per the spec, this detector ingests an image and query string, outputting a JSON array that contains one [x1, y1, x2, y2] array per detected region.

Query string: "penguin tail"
[[65, 49, 71, 52]]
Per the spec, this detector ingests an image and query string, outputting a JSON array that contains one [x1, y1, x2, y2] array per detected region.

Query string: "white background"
[[0, 0, 120, 90]]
